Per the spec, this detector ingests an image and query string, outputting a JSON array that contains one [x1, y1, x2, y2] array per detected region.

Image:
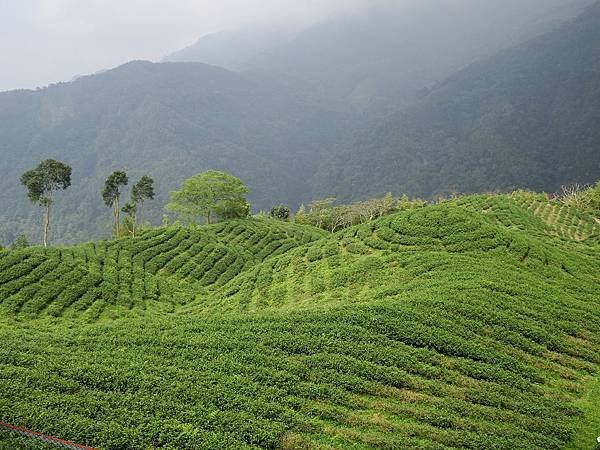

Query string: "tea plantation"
[[1, 194, 599, 449]]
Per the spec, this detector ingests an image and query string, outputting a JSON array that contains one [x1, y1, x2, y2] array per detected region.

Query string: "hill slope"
[[241, 0, 593, 109], [0, 194, 599, 449], [163, 27, 292, 70], [1, 1, 598, 247], [313, 2, 600, 201], [166, 0, 592, 110], [0, 61, 349, 245]]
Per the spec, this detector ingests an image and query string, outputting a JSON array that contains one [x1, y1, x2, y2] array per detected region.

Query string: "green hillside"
[[2, 2, 598, 248], [1, 193, 599, 449], [0, 61, 350, 245], [243, 0, 592, 109], [314, 1, 600, 202]]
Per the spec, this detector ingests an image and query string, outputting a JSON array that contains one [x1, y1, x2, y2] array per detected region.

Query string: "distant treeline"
[[5, 157, 600, 250]]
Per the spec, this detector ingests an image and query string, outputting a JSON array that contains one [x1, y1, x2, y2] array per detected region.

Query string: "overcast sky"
[[0, 0, 370, 92]]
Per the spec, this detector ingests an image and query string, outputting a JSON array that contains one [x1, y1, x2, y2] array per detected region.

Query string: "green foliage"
[[19, 159, 72, 246], [120, 215, 135, 238], [0, 60, 351, 244], [121, 202, 136, 218], [313, 4, 600, 202], [270, 204, 290, 221], [0, 192, 599, 449], [3, 3, 599, 245], [102, 171, 128, 238], [584, 181, 600, 217], [10, 235, 29, 250], [102, 171, 128, 208], [563, 182, 600, 218], [131, 175, 155, 205], [20, 159, 72, 206], [296, 193, 425, 232], [166, 170, 250, 225], [130, 175, 155, 231]]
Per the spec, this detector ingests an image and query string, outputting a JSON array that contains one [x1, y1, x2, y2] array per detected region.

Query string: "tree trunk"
[[114, 196, 120, 238], [137, 201, 143, 229], [132, 210, 137, 238], [206, 212, 211, 225], [43, 203, 50, 248]]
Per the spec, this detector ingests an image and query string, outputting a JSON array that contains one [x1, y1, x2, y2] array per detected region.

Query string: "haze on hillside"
[[1, 0, 592, 92], [1, 0, 598, 245], [0, 0, 371, 92]]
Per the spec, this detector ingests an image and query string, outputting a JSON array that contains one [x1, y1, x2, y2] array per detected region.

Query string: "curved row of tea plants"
[[0, 219, 323, 321], [0, 195, 599, 449]]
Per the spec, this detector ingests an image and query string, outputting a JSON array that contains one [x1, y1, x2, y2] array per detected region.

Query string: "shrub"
[[10, 235, 29, 250], [270, 204, 290, 221]]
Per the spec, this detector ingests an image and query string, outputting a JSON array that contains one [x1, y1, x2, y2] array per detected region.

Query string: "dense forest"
[[313, 2, 600, 201], [0, 62, 351, 244], [0, 0, 598, 246]]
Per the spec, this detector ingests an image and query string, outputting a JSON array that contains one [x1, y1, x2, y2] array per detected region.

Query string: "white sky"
[[0, 0, 370, 92]]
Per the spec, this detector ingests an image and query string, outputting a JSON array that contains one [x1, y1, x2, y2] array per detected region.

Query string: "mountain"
[[1, 0, 598, 246], [0, 61, 350, 245], [1, 193, 599, 448], [313, 1, 600, 202], [171, 0, 593, 110], [163, 27, 293, 70]]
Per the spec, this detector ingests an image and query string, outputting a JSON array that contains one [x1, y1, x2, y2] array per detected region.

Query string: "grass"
[[0, 193, 598, 449]]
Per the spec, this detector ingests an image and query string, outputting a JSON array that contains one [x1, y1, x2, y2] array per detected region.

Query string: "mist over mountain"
[[3, 3, 600, 450], [1, 0, 599, 245], [163, 27, 294, 70], [0, 61, 351, 244], [313, 2, 600, 201], [166, 0, 594, 110]]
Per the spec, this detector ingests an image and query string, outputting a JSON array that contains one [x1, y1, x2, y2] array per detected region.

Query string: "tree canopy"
[[132, 175, 155, 207], [20, 159, 72, 247], [270, 204, 290, 221], [102, 171, 129, 237], [166, 170, 250, 224]]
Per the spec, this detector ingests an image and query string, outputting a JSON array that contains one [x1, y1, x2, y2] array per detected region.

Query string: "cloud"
[[0, 0, 371, 91]]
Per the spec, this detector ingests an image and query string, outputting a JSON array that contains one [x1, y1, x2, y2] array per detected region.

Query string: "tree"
[[308, 198, 336, 229], [11, 235, 29, 250], [131, 175, 155, 227], [166, 170, 249, 225], [294, 205, 307, 225], [582, 181, 600, 218], [121, 202, 137, 237], [20, 159, 72, 247], [270, 204, 290, 221], [329, 205, 357, 233], [102, 171, 128, 238]]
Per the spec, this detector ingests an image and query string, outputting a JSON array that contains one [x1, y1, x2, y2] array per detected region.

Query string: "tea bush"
[[0, 195, 599, 449]]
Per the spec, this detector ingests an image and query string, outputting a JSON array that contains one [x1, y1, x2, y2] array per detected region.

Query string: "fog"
[[0, 0, 372, 92]]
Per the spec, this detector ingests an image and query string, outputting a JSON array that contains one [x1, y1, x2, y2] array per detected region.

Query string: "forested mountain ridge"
[[312, 1, 600, 202], [163, 27, 292, 70], [168, 0, 593, 110], [0, 61, 351, 245], [1, 0, 599, 246]]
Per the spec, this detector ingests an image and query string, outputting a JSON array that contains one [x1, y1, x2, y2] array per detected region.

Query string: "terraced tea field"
[[0, 220, 323, 322], [1, 195, 599, 449]]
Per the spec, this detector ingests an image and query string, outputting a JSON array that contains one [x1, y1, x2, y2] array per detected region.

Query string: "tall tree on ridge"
[[131, 175, 155, 228], [102, 171, 128, 238], [166, 170, 249, 225], [121, 202, 137, 237], [20, 159, 72, 247]]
